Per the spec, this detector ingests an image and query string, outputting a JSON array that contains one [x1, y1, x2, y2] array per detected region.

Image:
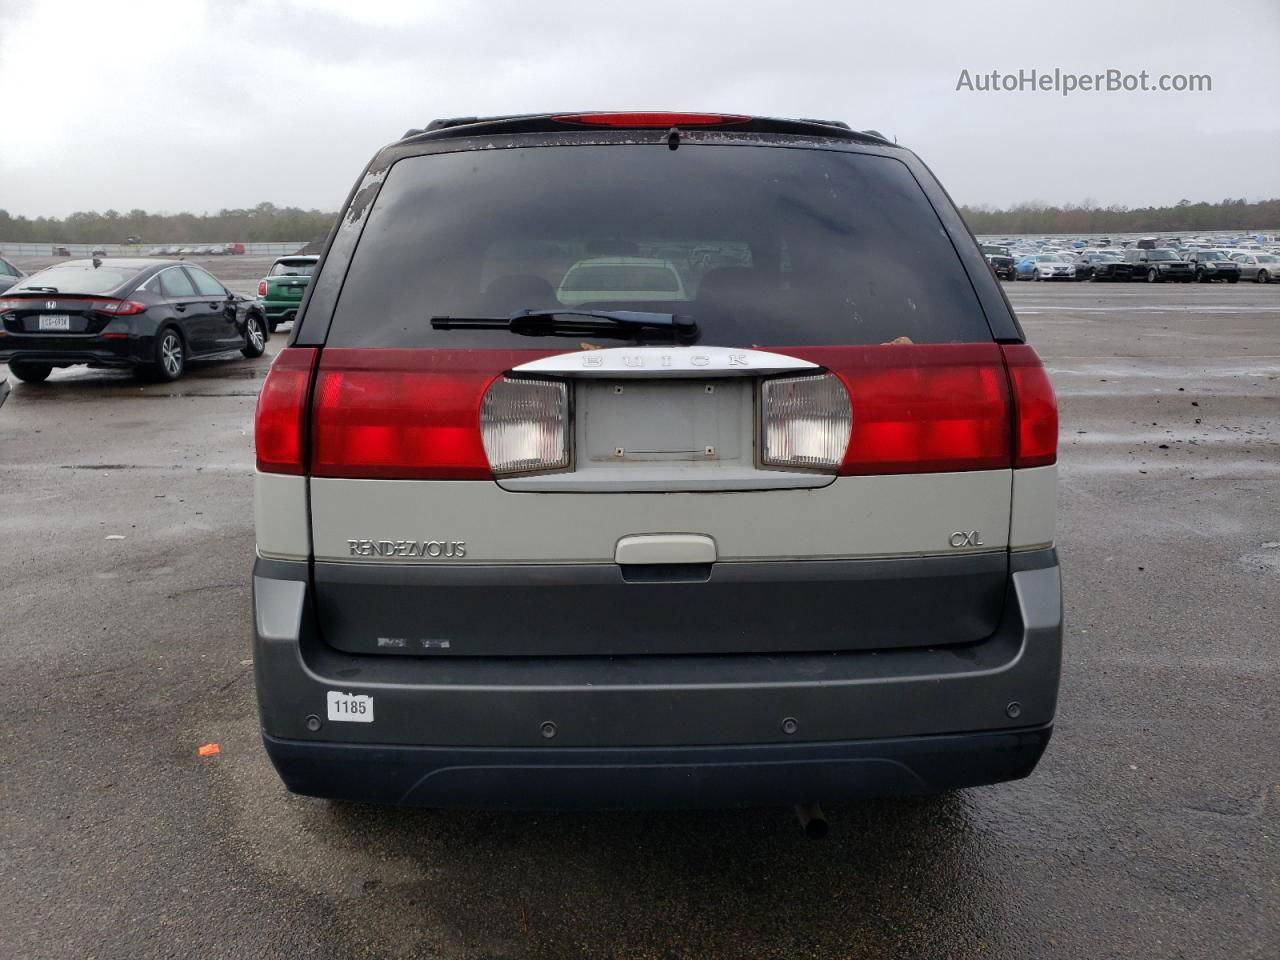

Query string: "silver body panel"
[[307, 471, 1015, 564]]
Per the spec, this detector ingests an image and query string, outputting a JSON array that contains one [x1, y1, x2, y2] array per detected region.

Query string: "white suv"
[[252, 112, 1062, 809]]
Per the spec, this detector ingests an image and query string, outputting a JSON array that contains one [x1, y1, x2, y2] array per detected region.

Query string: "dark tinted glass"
[[270, 260, 316, 277], [159, 267, 197, 297], [327, 144, 993, 347], [187, 266, 227, 297], [13, 262, 142, 295]]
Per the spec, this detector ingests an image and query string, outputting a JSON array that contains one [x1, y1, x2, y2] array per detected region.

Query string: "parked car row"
[[982, 231, 1280, 284], [988, 247, 1278, 283], [145, 243, 246, 257]]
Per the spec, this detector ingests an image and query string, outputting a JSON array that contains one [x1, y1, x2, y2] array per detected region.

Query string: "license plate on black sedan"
[[38, 314, 71, 331]]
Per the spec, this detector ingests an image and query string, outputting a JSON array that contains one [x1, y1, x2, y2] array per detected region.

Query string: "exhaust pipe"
[[794, 803, 828, 839]]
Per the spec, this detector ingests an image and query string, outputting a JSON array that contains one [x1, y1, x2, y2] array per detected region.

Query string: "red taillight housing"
[[92, 299, 147, 315], [0, 297, 145, 314], [263, 343, 1054, 480], [782, 345, 1013, 475], [309, 349, 549, 480], [255, 347, 318, 474], [1002, 344, 1058, 467], [553, 112, 750, 127], [258, 280, 268, 297]]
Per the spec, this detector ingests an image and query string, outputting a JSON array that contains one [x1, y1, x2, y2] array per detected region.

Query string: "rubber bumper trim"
[[262, 724, 1053, 809]]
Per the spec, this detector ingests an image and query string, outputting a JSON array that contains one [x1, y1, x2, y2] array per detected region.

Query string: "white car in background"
[[557, 257, 687, 305], [1230, 252, 1278, 282], [1033, 255, 1076, 281]]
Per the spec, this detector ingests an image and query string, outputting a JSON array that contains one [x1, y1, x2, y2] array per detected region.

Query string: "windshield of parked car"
[[1200, 251, 1229, 259], [1148, 250, 1179, 261], [1036, 255, 1064, 263], [328, 144, 996, 347], [269, 260, 316, 277], [1256, 255, 1278, 264], [12, 262, 142, 294]]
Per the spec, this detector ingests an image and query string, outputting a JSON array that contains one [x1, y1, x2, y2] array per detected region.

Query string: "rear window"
[[12, 262, 141, 295], [270, 260, 316, 277], [327, 144, 993, 347]]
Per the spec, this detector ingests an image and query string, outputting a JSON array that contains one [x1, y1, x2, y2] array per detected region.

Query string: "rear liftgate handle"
[[615, 534, 716, 584]]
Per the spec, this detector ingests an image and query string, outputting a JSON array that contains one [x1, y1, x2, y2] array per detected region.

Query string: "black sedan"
[[1074, 252, 1131, 282], [0, 259, 267, 383]]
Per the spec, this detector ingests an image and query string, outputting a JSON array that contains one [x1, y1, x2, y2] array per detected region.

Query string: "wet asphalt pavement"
[[1, 259, 1277, 959]]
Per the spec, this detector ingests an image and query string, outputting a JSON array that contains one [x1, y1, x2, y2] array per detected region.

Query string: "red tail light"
[[92, 299, 147, 315], [310, 349, 550, 480], [1001, 344, 1058, 467], [278, 343, 1054, 480], [553, 112, 750, 127], [0, 296, 145, 314], [258, 280, 268, 297], [255, 347, 318, 474], [778, 345, 1013, 475]]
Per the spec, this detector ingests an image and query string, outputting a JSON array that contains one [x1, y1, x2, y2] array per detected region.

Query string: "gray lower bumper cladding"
[[253, 551, 1062, 808]]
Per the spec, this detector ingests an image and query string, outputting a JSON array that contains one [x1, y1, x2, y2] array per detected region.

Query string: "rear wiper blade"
[[431, 309, 698, 340], [16, 286, 58, 293]]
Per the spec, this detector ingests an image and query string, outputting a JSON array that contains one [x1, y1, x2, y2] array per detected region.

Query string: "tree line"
[[0, 203, 336, 243], [1, 197, 1277, 243], [960, 197, 1280, 236]]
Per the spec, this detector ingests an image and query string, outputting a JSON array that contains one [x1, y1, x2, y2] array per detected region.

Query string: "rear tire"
[[241, 313, 266, 358], [268, 318, 279, 334], [1259, 270, 1270, 283], [1147, 268, 1159, 283], [7, 360, 52, 383], [145, 327, 185, 382]]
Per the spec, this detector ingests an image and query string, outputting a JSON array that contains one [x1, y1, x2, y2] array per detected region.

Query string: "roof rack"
[[396, 113, 894, 146]]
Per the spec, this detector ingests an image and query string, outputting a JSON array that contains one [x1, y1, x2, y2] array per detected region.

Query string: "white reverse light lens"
[[480, 377, 569, 475], [761, 372, 852, 470]]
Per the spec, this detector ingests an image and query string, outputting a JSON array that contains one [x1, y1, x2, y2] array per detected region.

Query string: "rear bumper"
[[260, 300, 301, 320], [253, 549, 1063, 807], [0, 334, 146, 367], [264, 725, 1053, 808]]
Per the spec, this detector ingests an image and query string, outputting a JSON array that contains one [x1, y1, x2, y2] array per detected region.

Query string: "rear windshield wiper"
[[16, 286, 58, 293], [431, 309, 698, 341]]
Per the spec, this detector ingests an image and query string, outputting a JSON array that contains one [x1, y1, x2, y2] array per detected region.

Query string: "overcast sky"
[[2, 0, 1277, 218]]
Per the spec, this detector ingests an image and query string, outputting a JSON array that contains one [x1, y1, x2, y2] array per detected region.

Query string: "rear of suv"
[[252, 112, 1062, 809], [257, 255, 319, 331]]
